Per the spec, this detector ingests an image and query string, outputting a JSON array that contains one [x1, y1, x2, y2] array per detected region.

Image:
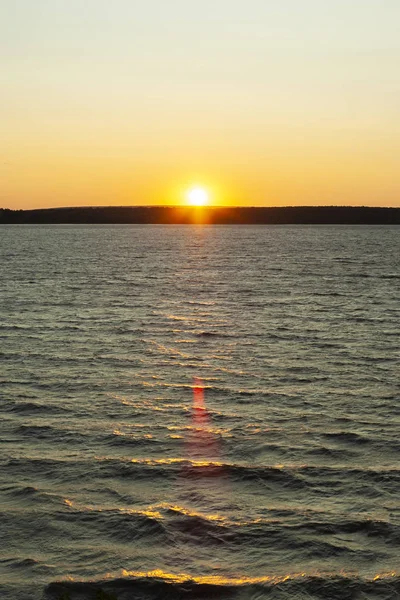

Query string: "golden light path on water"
[[109, 381, 396, 589], [29, 369, 400, 597], [61, 569, 398, 586], [118, 569, 398, 586]]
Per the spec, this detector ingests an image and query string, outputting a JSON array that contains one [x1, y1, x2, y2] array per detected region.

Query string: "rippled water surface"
[[1, 225, 399, 600]]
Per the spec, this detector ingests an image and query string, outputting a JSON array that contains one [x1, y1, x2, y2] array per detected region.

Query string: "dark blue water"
[[1, 225, 399, 600]]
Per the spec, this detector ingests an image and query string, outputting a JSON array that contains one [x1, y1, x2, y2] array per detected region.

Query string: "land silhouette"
[[1, 206, 399, 225]]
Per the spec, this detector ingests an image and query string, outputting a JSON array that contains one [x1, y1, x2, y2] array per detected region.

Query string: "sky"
[[1, 0, 399, 209]]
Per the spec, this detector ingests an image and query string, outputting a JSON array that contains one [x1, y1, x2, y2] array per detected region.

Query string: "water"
[[1, 224, 399, 600]]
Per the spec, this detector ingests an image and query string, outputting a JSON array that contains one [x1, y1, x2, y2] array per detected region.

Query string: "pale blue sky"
[[1, 0, 399, 207]]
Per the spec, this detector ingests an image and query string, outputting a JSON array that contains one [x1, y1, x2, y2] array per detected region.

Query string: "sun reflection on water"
[[186, 377, 221, 464]]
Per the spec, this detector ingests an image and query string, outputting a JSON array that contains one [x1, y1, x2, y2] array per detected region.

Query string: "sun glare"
[[186, 187, 209, 206]]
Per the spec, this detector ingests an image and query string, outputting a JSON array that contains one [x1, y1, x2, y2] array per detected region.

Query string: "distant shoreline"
[[1, 206, 399, 225]]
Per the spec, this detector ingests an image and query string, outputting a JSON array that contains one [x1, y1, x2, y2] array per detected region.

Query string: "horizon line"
[[2, 204, 399, 212]]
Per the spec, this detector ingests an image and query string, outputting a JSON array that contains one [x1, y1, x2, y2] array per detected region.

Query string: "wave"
[[3, 456, 399, 493], [0, 484, 73, 510], [45, 571, 400, 600], [58, 506, 167, 543], [194, 330, 235, 338], [294, 518, 400, 544], [15, 423, 88, 444], [2, 400, 70, 415], [322, 431, 370, 444]]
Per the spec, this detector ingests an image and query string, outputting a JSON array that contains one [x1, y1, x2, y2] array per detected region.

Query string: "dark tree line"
[[1, 205, 399, 224]]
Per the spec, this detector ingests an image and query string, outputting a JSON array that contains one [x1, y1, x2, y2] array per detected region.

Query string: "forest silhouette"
[[1, 206, 399, 225]]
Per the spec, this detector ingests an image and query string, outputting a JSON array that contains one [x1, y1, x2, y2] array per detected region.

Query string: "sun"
[[186, 187, 209, 206]]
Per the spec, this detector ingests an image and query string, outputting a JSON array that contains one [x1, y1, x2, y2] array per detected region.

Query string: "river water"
[[1, 224, 399, 599]]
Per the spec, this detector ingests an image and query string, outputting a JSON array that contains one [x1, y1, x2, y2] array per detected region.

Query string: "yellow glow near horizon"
[[186, 187, 210, 206], [1, 3, 400, 210]]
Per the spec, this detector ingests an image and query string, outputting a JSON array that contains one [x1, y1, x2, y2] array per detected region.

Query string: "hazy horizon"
[[1, 1, 400, 209], [3, 203, 400, 212]]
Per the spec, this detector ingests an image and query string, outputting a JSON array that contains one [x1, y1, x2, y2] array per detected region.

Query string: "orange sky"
[[1, 1, 399, 209]]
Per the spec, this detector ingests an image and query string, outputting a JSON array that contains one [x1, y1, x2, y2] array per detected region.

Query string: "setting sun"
[[186, 187, 210, 206]]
